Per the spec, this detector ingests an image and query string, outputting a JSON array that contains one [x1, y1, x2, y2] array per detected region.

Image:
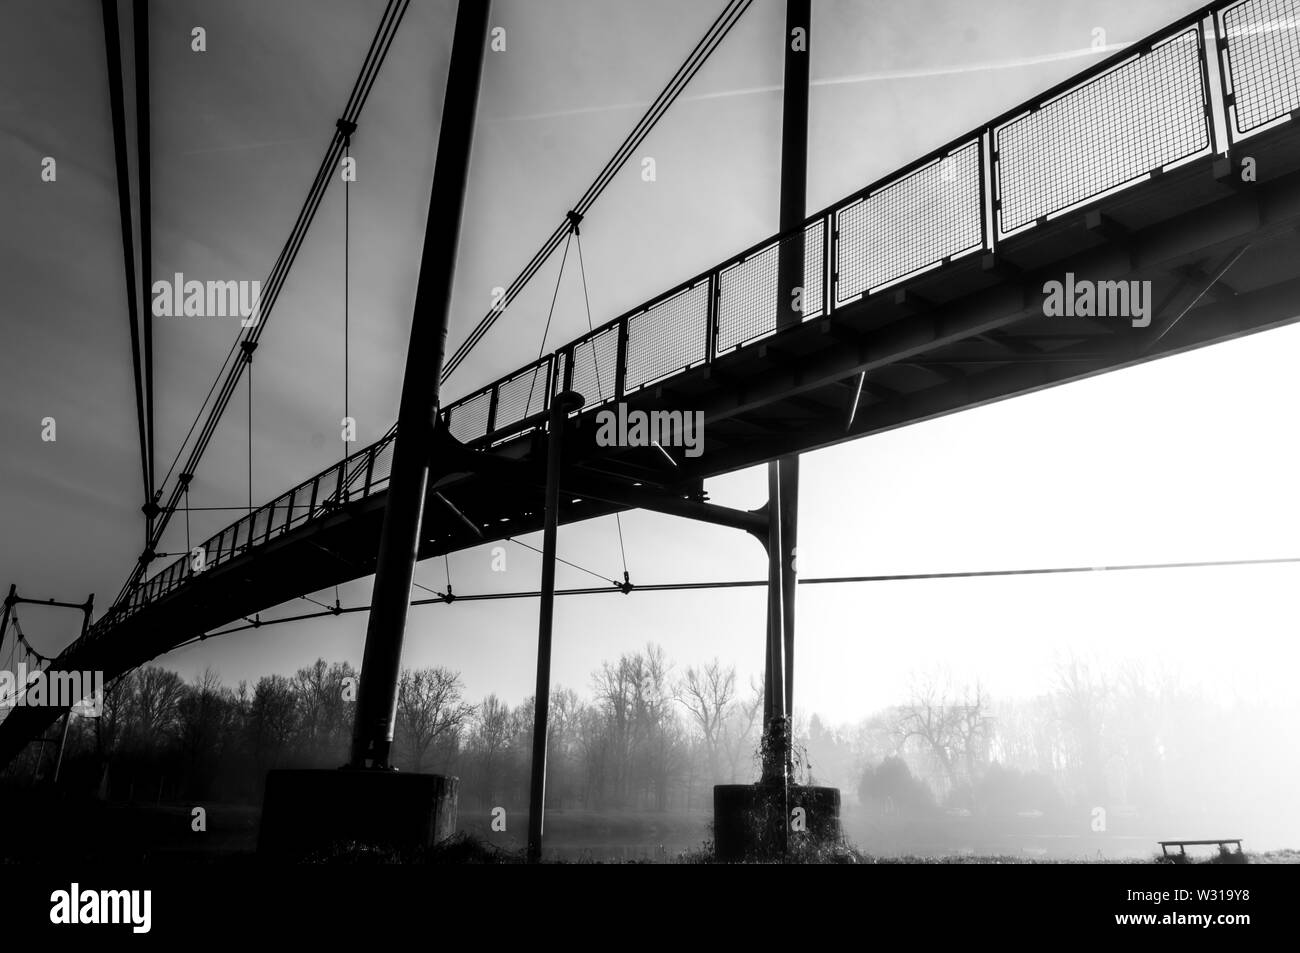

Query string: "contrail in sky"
[[483, 40, 1137, 124]]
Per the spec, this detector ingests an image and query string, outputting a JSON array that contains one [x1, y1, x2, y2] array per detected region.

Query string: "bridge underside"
[[5, 121, 1300, 764]]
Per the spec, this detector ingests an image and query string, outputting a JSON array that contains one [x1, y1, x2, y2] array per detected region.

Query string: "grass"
[[304, 834, 1262, 864], [0, 791, 1292, 863], [303, 833, 526, 864]]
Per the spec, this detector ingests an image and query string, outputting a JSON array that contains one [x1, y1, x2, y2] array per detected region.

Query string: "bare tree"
[[129, 666, 187, 744], [677, 658, 736, 783], [177, 667, 231, 768], [592, 655, 637, 804], [894, 674, 992, 799], [546, 687, 582, 807], [575, 702, 611, 807], [952, 683, 994, 785], [395, 667, 474, 772], [1053, 656, 1110, 804], [471, 694, 511, 805], [631, 645, 680, 810], [292, 659, 356, 764], [246, 675, 299, 772], [94, 670, 134, 761], [720, 675, 763, 782]]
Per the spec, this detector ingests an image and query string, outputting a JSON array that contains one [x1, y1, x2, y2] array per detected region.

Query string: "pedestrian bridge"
[[3, 0, 1300, 762]]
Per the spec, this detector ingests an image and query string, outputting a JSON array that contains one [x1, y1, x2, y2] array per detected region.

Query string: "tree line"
[[3, 649, 1274, 832], [2, 645, 766, 812]]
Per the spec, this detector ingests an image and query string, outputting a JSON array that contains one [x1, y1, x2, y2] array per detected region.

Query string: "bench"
[[1158, 839, 1244, 862]]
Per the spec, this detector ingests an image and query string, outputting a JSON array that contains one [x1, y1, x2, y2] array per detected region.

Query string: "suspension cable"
[[575, 229, 631, 584], [155, 0, 405, 497], [344, 138, 352, 445], [130, 0, 748, 615], [439, 0, 754, 384], [179, 553, 1300, 644], [135, 0, 155, 520], [100, 0, 151, 526], [9, 613, 52, 665], [506, 536, 620, 587], [246, 351, 253, 514], [122, 0, 412, 608], [0, 611, 15, 673], [438, 486, 615, 589], [523, 231, 573, 414]]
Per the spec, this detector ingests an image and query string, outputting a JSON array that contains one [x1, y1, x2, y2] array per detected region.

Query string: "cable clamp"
[[566, 209, 583, 234]]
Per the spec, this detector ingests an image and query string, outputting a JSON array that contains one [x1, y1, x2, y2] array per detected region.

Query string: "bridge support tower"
[[714, 0, 842, 861], [258, 0, 490, 858]]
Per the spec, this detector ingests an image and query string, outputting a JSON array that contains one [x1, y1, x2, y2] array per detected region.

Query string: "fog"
[[9, 642, 1295, 860]]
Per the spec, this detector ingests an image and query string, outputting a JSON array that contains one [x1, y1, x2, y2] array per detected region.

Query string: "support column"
[[54, 595, 93, 786], [0, 585, 15, 656], [779, 458, 798, 722], [763, 0, 810, 780], [349, 0, 490, 767], [527, 390, 583, 863], [777, 0, 809, 721], [762, 468, 789, 854], [763, 475, 785, 761], [52, 713, 72, 786]]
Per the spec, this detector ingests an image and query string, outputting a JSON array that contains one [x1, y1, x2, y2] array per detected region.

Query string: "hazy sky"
[[3, 0, 1299, 735]]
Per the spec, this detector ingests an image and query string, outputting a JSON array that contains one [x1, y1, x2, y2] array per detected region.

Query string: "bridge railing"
[[100, 0, 1296, 634], [1218, 0, 1300, 139], [98, 431, 400, 634], [994, 26, 1215, 238]]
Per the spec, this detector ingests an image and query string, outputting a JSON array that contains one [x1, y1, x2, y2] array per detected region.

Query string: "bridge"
[[4, 0, 1300, 854]]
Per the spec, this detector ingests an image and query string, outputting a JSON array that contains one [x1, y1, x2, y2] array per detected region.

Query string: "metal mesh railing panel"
[[249, 509, 270, 546], [717, 221, 825, 353], [446, 391, 491, 443], [310, 463, 340, 509], [215, 523, 236, 561], [232, 518, 250, 553], [341, 448, 372, 496], [214, 525, 235, 563], [836, 142, 982, 303], [1222, 0, 1300, 134], [268, 497, 290, 537], [569, 326, 619, 408], [493, 361, 550, 430], [366, 439, 394, 492], [625, 282, 710, 391], [996, 30, 1210, 233], [291, 484, 314, 525]]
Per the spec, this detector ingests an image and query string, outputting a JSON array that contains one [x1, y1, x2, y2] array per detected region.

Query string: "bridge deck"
[[4, 0, 1300, 761]]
